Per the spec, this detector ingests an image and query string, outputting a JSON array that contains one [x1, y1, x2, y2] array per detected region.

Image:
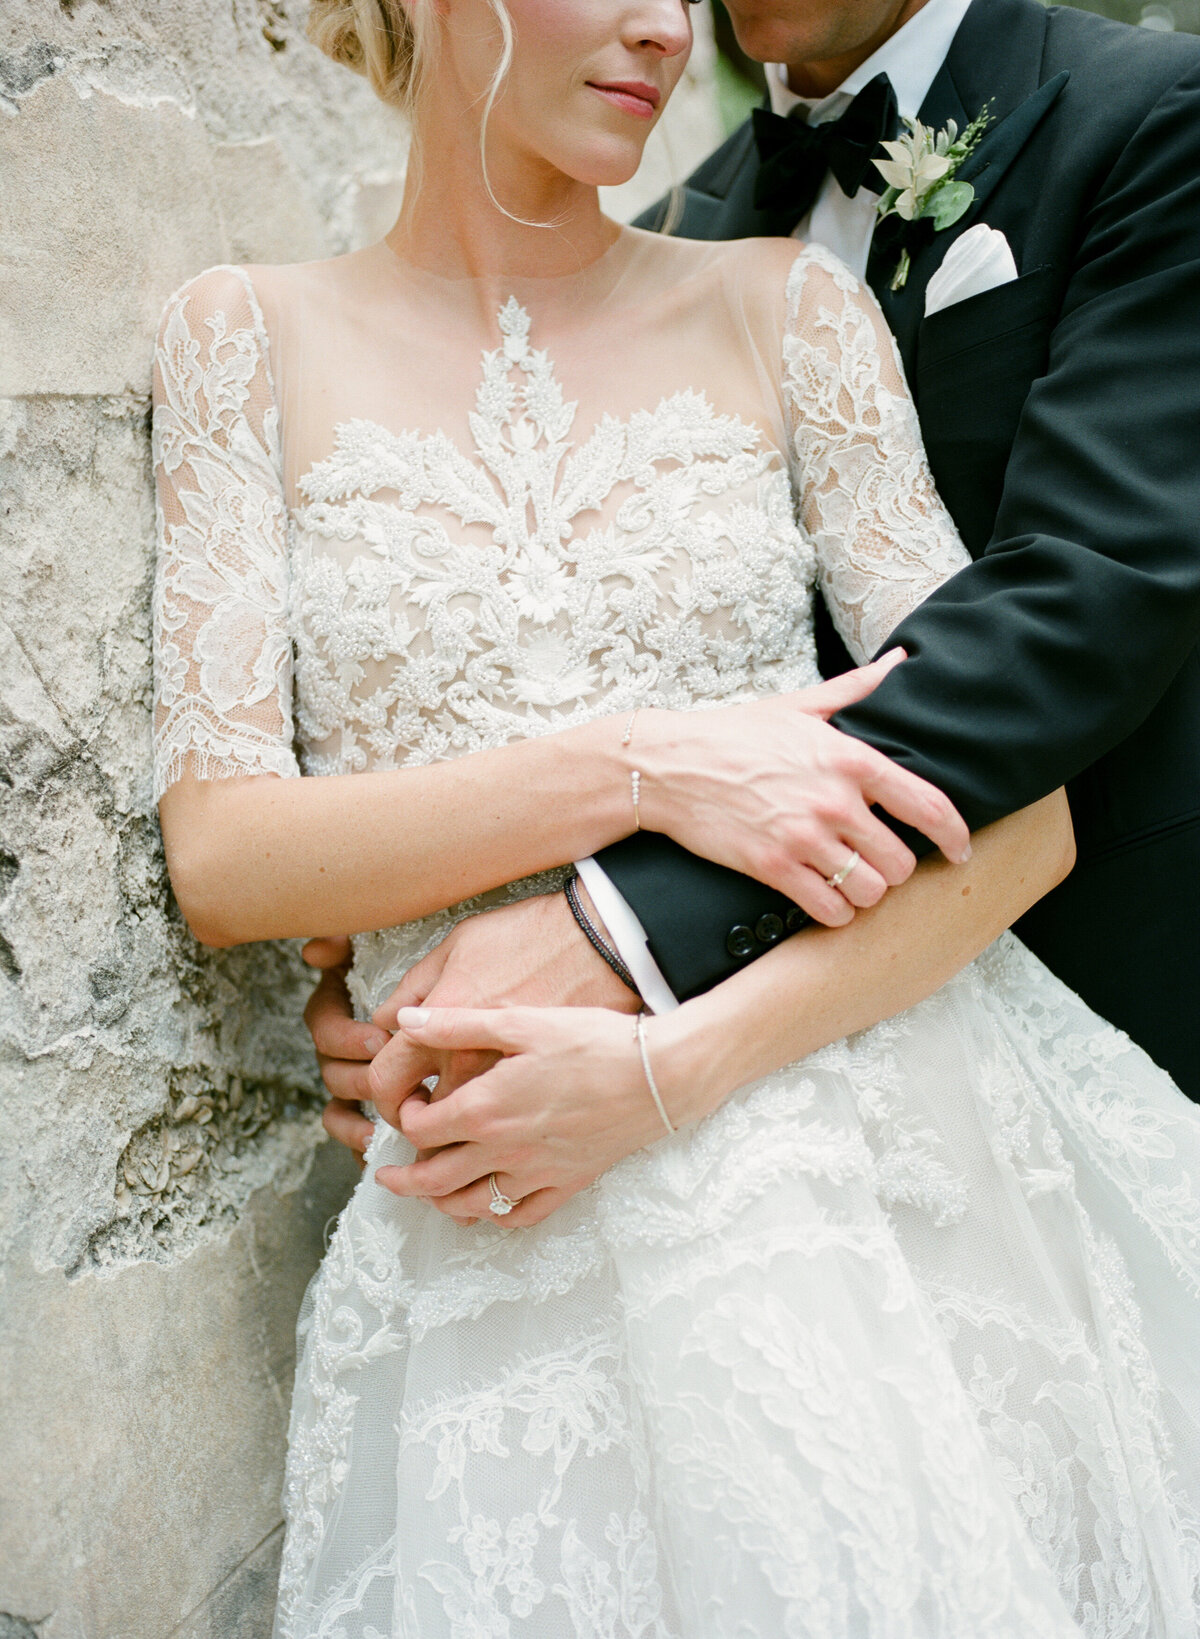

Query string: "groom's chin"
[[717, 1, 813, 65], [719, 0, 888, 72]]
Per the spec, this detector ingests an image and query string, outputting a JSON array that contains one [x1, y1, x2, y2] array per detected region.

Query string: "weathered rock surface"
[[0, 3, 400, 1634], [0, 1, 718, 1633], [0, 1146, 355, 1639]]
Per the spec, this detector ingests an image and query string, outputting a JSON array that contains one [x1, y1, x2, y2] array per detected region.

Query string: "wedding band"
[[825, 850, 861, 891], [488, 1174, 519, 1216]]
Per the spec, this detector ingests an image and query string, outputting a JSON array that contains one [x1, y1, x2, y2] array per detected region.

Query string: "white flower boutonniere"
[[873, 105, 993, 291]]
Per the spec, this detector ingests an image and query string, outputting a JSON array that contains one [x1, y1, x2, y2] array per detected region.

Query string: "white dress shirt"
[[768, 0, 975, 278], [579, 0, 974, 1012]]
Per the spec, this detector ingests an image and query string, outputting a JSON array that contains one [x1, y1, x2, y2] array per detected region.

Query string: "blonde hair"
[[309, 0, 548, 224], [306, 0, 513, 127], [306, 0, 436, 113]]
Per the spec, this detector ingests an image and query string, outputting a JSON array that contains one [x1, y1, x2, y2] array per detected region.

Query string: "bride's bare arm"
[[160, 649, 968, 948], [371, 786, 1073, 1224], [159, 720, 621, 948]]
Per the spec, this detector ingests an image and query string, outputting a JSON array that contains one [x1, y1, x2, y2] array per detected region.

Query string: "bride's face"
[[438, 0, 694, 187]]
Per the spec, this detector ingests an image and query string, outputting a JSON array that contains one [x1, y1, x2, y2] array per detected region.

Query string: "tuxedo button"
[[726, 924, 756, 959], [755, 913, 784, 945], [785, 906, 808, 934]]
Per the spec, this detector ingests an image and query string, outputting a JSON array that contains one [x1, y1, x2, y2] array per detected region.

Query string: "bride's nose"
[[621, 0, 693, 57]]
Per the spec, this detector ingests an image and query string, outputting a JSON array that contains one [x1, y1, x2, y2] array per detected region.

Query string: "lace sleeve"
[[151, 264, 299, 800], [782, 244, 970, 665]]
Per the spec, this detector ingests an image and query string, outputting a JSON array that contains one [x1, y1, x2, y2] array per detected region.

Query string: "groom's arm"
[[599, 59, 1200, 1000]]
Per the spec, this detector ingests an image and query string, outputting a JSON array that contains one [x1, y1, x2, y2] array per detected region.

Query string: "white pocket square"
[[924, 224, 1019, 318]]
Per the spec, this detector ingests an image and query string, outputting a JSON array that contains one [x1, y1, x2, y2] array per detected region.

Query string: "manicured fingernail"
[[364, 1030, 389, 1055], [958, 844, 972, 863], [396, 1007, 431, 1029]]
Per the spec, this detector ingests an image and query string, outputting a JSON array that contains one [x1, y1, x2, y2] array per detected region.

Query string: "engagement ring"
[[488, 1174, 519, 1216]]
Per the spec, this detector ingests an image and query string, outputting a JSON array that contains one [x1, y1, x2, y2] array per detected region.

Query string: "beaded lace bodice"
[[151, 235, 968, 804]]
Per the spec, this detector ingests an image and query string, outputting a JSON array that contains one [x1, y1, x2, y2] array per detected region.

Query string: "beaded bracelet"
[[564, 872, 643, 1001]]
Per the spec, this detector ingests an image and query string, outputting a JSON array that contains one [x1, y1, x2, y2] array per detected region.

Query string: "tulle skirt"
[[273, 933, 1200, 1638]]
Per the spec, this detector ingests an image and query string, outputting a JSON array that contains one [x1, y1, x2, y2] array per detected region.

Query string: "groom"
[[309, 0, 1200, 1152]]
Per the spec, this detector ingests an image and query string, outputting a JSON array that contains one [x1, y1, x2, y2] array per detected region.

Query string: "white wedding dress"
[[150, 230, 1200, 1638]]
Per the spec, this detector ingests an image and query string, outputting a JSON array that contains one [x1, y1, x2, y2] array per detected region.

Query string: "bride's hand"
[[372, 1004, 709, 1227], [636, 649, 971, 926]]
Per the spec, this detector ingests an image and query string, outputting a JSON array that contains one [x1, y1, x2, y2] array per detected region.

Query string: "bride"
[[150, 0, 1200, 1633]]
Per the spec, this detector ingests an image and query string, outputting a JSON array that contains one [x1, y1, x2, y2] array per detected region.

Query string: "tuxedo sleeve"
[[599, 64, 1200, 1000]]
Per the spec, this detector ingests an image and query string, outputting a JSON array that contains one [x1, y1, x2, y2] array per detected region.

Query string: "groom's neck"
[[784, 0, 932, 99]]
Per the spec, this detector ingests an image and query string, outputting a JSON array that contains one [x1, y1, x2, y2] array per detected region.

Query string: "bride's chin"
[[563, 141, 653, 190]]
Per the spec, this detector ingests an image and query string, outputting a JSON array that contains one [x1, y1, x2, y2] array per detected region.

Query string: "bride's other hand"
[[304, 895, 639, 1187], [638, 648, 971, 926], [372, 1005, 704, 1227]]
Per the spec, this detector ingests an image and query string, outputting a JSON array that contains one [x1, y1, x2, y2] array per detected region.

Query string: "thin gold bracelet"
[[622, 710, 643, 831]]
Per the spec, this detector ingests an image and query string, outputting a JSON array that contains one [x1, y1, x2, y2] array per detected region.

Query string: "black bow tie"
[[752, 73, 900, 218]]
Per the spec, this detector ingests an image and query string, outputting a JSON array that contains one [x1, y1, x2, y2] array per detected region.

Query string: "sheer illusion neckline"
[[364, 223, 721, 323], [379, 218, 635, 278], [376, 222, 649, 290]]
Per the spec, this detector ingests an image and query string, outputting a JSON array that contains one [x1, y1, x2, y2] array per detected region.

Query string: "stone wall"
[[0, 4, 717, 1635]]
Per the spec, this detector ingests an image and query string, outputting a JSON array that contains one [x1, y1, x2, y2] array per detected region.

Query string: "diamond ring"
[[488, 1174, 519, 1216]]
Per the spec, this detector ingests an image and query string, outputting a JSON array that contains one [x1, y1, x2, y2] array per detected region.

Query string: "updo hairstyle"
[[306, 0, 593, 227], [306, 0, 437, 113]]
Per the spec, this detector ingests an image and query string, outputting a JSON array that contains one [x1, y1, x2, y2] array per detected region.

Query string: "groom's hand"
[[303, 937, 386, 1164], [303, 893, 641, 1161], [364, 891, 641, 1134], [638, 650, 971, 926]]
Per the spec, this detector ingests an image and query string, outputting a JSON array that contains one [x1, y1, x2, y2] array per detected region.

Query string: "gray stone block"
[[0, 1143, 359, 1639], [173, 1527, 285, 1639], [0, 75, 227, 397]]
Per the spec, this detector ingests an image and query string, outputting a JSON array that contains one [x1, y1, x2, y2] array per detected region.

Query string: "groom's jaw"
[[721, 0, 933, 99]]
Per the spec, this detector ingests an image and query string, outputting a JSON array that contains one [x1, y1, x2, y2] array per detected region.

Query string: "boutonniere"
[[873, 105, 993, 291]]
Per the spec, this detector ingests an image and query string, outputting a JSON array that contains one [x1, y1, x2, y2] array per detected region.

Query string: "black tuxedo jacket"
[[596, 0, 1200, 1097]]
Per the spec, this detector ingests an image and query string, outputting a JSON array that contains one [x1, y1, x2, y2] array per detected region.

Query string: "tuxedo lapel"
[[709, 167, 808, 242], [871, 0, 1059, 357], [930, 0, 1048, 141], [957, 73, 1070, 208]]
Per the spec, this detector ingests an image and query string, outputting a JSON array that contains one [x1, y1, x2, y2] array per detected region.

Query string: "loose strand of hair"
[[652, 121, 685, 236], [477, 0, 568, 232]]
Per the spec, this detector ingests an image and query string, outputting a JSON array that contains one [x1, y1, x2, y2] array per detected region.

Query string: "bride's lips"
[[586, 80, 660, 119]]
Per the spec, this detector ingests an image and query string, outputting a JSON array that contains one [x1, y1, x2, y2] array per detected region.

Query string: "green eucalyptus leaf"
[[927, 179, 975, 231]]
